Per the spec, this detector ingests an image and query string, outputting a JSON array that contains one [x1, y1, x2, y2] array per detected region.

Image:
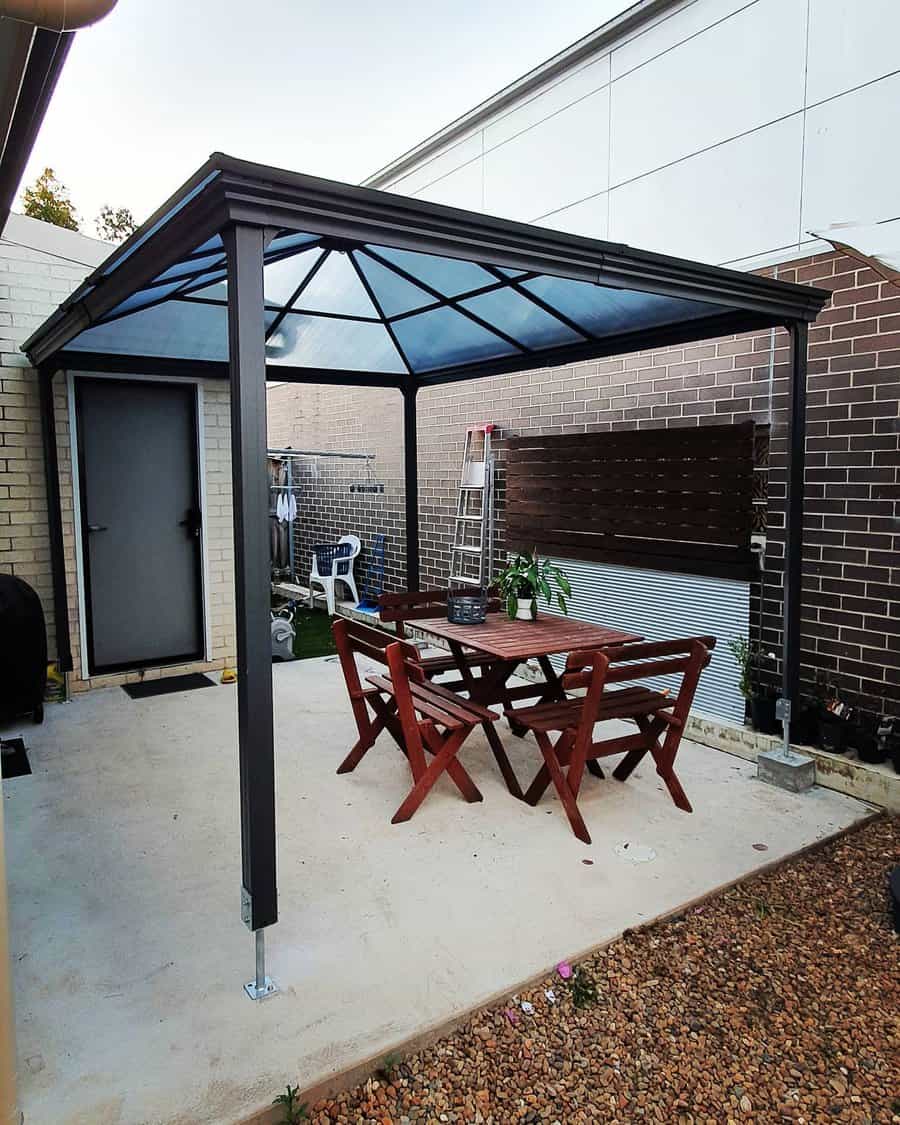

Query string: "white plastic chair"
[[309, 534, 361, 615]]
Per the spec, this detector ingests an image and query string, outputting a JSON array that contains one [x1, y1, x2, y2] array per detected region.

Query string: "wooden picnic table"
[[413, 613, 643, 797]]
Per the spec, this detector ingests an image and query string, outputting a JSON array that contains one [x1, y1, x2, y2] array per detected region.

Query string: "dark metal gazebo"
[[23, 153, 830, 990]]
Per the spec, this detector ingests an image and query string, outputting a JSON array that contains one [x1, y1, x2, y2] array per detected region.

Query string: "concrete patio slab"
[[2, 656, 874, 1125]]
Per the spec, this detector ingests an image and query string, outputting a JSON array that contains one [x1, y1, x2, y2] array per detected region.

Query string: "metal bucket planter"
[[447, 594, 487, 625]]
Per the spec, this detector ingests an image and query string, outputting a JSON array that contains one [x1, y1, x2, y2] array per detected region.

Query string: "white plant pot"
[[516, 597, 536, 621]]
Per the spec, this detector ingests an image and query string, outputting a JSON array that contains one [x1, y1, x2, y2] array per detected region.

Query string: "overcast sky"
[[20, 0, 631, 237]]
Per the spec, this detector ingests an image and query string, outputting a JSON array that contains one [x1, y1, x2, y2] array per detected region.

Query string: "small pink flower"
[[505, 1008, 519, 1024], [556, 961, 573, 980]]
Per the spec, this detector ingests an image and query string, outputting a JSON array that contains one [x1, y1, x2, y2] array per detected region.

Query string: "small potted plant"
[[496, 549, 571, 621], [846, 707, 887, 764], [885, 719, 900, 775], [728, 636, 779, 734]]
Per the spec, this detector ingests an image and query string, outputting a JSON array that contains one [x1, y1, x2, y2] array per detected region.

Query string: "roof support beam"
[[224, 222, 278, 934], [54, 350, 405, 389]]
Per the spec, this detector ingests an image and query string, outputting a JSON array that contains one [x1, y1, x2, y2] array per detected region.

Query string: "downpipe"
[[0, 791, 20, 1125], [0, 0, 117, 30]]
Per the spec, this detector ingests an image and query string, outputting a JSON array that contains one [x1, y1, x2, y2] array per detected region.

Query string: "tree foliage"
[[21, 167, 79, 231], [95, 204, 137, 243]]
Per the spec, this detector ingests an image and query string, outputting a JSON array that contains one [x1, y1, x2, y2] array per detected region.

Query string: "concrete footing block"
[[757, 748, 816, 792]]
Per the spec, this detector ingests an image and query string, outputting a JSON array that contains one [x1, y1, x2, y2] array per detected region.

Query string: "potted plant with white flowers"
[[496, 549, 572, 621]]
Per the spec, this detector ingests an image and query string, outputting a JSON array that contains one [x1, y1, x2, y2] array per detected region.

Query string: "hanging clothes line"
[[268, 455, 294, 574], [268, 447, 374, 461], [267, 448, 380, 580]]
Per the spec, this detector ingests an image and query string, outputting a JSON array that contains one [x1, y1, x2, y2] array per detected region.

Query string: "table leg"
[[536, 655, 566, 703], [446, 642, 524, 800]]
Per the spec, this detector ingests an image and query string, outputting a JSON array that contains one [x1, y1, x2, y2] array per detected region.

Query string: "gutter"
[[363, 0, 679, 189], [0, 26, 72, 228], [0, 1, 117, 30], [0, 2, 120, 225]]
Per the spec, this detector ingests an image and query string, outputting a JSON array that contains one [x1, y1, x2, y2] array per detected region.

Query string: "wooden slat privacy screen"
[[505, 422, 755, 581]]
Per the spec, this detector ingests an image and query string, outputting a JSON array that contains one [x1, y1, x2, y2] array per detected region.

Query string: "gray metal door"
[[75, 378, 204, 673]]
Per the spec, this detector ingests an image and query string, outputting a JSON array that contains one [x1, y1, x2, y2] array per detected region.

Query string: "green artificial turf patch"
[[290, 606, 338, 660]]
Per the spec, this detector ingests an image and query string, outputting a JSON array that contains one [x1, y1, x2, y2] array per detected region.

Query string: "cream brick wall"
[[1, 214, 237, 692], [0, 216, 101, 659]]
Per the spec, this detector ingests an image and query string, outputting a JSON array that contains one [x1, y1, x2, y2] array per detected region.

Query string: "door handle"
[[87, 524, 108, 532], [178, 508, 202, 538]]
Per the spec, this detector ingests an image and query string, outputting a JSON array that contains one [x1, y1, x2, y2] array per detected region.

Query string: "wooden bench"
[[333, 617, 406, 775], [366, 640, 498, 824], [510, 637, 716, 844]]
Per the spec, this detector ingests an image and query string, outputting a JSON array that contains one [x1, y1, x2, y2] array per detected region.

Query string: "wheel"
[[33, 703, 44, 724]]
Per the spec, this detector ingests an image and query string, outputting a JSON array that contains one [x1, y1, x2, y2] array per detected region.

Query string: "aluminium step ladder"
[[449, 423, 496, 589]]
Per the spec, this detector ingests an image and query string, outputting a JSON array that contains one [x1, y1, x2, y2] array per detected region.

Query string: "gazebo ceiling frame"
[[24, 153, 829, 992]]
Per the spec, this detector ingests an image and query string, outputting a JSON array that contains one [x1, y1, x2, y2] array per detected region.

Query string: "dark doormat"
[[1, 738, 31, 779], [122, 673, 215, 700]]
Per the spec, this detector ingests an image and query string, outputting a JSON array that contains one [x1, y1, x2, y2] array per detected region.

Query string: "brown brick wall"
[[266, 249, 900, 717]]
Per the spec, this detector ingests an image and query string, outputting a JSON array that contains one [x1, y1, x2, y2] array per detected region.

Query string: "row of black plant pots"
[[748, 690, 900, 770]]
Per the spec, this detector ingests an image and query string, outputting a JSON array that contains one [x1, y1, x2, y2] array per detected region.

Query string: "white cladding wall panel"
[[543, 557, 749, 723], [387, 134, 483, 199], [610, 0, 755, 80], [416, 158, 484, 210], [482, 55, 611, 152], [609, 0, 807, 187], [376, 0, 899, 266], [806, 0, 900, 105], [609, 114, 804, 263], [536, 191, 609, 239], [801, 74, 900, 234], [483, 87, 610, 222]]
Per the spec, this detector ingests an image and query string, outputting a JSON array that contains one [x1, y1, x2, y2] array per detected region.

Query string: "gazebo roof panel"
[[22, 153, 832, 379]]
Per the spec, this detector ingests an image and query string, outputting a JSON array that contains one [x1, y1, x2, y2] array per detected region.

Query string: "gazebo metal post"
[[37, 364, 72, 675], [224, 223, 279, 999], [401, 384, 420, 592], [779, 319, 809, 754]]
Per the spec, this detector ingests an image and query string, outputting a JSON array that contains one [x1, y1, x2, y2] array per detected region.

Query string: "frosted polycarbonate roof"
[[65, 231, 724, 376], [23, 155, 831, 383]]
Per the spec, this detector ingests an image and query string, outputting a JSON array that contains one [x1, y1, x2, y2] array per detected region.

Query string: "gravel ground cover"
[[307, 815, 898, 1125]]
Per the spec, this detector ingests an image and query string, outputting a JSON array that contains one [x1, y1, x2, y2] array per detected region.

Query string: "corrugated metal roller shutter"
[[543, 557, 749, 723]]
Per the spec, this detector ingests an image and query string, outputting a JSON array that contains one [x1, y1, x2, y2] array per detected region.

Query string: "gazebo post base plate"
[[757, 748, 816, 793]]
